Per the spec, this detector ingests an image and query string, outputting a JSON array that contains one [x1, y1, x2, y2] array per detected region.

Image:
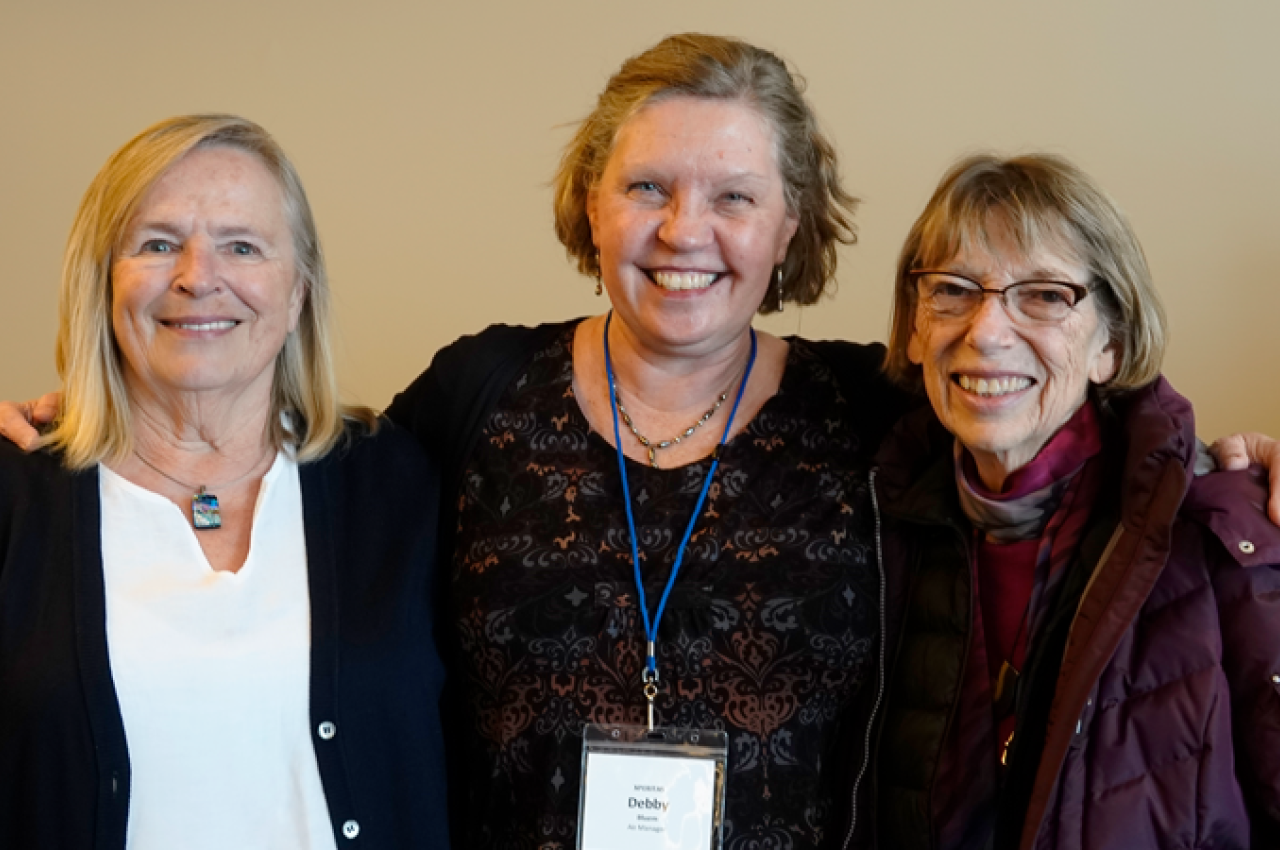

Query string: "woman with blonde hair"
[[0, 114, 448, 848]]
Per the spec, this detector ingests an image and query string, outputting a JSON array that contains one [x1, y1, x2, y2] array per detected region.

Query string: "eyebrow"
[[127, 222, 268, 241], [209, 225, 268, 241], [936, 264, 1078, 282], [129, 221, 184, 239], [713, 168, 769, 183], [615, 163, 771, 185], [1022, 266, 1076, 281]]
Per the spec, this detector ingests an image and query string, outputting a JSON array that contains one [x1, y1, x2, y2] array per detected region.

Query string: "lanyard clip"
[[643, 646, 660, 731], [643, 675, 660, 731]]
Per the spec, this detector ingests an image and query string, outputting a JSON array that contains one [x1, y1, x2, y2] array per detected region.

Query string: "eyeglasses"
[[910, 270, 1093, 325]]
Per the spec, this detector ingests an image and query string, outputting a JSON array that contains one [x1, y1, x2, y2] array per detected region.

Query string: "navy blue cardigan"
[[0, 423, 449, 849]]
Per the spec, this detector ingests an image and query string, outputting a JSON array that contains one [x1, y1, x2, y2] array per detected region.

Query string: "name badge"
[[578, 725, 727, 850]]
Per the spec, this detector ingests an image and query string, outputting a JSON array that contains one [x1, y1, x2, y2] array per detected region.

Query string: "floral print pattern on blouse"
[[451, 327, 879, 850]]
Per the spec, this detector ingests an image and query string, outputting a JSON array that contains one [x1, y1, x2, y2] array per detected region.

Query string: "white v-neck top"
[[100, 454, 339, 850]]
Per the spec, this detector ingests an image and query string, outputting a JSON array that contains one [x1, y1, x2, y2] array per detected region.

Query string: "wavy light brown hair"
[[553, 33, 858, 313], [48, 114, 375, 468], [884, 153, 1167, 392]]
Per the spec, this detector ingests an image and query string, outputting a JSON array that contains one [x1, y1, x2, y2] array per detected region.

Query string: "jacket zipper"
[[851, 469, 973, 850], [841, 468, 889, 850]]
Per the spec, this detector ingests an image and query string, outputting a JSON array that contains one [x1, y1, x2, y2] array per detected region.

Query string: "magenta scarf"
[[955, 401, 1104, 651]]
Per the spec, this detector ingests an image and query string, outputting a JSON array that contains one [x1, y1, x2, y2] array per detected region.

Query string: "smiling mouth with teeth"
[[956, 374, 1033, 396], [649, 271, 721, 291], [163, 320, 239, 332]]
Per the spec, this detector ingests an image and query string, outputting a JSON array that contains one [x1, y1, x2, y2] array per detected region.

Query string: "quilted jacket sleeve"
[[1187, 466, 1280, 843]]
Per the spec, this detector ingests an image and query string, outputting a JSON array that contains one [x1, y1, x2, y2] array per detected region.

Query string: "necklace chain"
[[611, 385, 731, 469], [132, 443, 275, 499]]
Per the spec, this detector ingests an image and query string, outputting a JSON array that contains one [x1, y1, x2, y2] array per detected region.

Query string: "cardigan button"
[[1239, 540, 1256, 555], [318, 721, 337, 740], [342, 820, 360, 839]]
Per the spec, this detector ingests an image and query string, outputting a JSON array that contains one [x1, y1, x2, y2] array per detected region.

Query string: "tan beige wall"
[[2, 0, 1277, 439]]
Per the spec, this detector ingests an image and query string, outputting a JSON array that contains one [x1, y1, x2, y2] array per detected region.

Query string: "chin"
[[950, 424, 1029, 459]]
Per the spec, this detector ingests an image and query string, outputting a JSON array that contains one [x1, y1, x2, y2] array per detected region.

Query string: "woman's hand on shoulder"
[[1210, 432, 1280, 526], [0, 392, 59, 451]]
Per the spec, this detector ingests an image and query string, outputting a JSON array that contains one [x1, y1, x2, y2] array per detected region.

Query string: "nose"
[[173, 239, 221, 296], [964, 290, 1019, 351], [656, 193, 713, 252]]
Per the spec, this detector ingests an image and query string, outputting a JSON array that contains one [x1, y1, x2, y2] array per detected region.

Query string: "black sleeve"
[[381, 321, 574, 848], [384, 321, 575, 499], [802, 339, 924, 449]]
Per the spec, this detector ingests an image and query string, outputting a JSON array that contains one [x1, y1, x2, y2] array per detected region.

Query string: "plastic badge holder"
[[578, 724, 727, 850]]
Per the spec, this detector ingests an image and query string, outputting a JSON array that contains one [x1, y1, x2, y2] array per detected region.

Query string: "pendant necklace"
[[994, 591, 1034, 766], [612, 384, 731, 469], [132, 444, 275, 530]]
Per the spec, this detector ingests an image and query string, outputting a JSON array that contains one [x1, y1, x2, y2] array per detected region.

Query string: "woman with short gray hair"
[[872, 153, 1280, 849]]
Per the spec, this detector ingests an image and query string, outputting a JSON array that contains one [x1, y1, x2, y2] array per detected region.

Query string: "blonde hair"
[[884, 153, 1167, 391], [48, 114, 375, 468], [553, 33, 857, 313]]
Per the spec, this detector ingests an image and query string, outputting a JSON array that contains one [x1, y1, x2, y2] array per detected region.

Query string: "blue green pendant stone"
[[192, 488, 222, 530]]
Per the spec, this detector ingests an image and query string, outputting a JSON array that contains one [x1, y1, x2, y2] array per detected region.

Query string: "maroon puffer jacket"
[[1023, 380, 1280, 848], [873, 378, 1280, 850]]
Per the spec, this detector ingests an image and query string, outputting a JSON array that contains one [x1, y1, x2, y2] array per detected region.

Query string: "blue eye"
[[629, 181, 661, 194], [230, 242, 260, 256], [140, 239, 175, 253]]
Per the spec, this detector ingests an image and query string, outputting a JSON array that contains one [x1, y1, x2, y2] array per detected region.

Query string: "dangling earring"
[[594, 252, 603, 296], [775, 266, 785, 312]]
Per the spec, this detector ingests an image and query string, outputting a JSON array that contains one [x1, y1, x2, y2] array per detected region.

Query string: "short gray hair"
[[884, 153, 1166, 392]]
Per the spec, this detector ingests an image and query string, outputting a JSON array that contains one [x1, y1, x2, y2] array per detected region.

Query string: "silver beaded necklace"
[[610, 384, 731, 469]]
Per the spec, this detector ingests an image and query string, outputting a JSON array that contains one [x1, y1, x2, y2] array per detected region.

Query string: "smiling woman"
[[0, 115, 449, 848], [52, 117, 343, 472], [111, 147, 303, 411], [905, 240, 1118, 489], [873, 154, 1280, 849], [385, 34, 913, 849], [584, 97, 798, 359]]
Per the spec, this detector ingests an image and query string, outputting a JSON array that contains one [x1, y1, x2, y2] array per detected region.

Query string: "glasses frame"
[[909, 269, 1093, 325]]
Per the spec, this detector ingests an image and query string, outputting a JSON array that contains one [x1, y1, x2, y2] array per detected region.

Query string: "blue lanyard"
[[603, 312, 758, 687]]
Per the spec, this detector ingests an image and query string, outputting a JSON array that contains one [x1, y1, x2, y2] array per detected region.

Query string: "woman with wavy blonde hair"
[[0, 114, 447, 848]]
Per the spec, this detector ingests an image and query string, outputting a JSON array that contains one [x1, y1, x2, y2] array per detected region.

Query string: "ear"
[[906, 311, 926, 366], [775, 212, 800, 264], [1089, 338, 1119, 385], [586, 185, 600, 248]]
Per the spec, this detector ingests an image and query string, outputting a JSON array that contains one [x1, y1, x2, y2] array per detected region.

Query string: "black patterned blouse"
[[451, 326, 880, 850]]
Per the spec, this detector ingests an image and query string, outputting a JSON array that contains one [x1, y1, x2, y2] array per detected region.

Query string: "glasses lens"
[[921, 276, 980, 316], [1009, 282, 1080, 322]]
